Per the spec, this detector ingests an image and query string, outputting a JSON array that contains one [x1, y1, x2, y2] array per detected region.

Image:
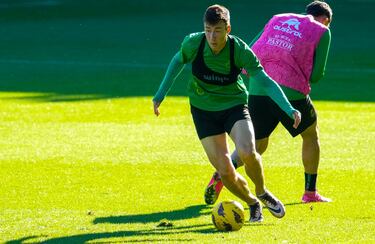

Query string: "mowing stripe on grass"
[[1, 59, 375, 73]]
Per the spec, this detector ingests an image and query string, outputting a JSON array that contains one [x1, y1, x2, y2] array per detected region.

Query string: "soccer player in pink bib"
[[205, 1, 332, 204]]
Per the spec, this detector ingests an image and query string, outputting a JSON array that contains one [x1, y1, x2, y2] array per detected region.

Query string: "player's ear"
[[227, 24, 231, 34], [317, 16, 330, 27], [323, 17, 331, 27]]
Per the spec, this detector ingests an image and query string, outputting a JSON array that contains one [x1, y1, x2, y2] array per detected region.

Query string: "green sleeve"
[[235, 39, 263, 76], [310, 29, 331, 83], [152, 51, 185, 102], [252, 70, 297, 118], [248, 28, 264, 47]]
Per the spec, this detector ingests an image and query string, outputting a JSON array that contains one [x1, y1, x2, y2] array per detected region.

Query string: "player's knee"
[[302, 130, 319, 142], [237, 147, 258, 164], [214, 156, 236, 177], [302, 123, 319, 141]]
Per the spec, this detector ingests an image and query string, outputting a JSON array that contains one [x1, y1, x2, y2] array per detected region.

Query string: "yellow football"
[[211, 200, 245, 231]]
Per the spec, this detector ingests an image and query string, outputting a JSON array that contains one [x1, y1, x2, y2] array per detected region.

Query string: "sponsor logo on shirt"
[[203, 74, 229, 83], [267, 37, 294, 51], [273, 18, 303, 39]]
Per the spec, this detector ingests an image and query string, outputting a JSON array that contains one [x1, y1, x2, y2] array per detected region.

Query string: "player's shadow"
[[242, 201, 305, 210], [93, 204, 210, 224], [5, 224, 214, 244], [284, 201, 305, 206], [5, 205, 215, 244]]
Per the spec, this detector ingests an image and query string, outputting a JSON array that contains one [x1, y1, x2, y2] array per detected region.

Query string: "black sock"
[[231, 158, 238, 169], [248, 201, 260, 208], [305, 173, 317, 191]]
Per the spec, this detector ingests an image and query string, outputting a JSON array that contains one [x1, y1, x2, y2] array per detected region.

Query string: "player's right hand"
[[292, 110, 301, 129], [153, 100, 161, 116]]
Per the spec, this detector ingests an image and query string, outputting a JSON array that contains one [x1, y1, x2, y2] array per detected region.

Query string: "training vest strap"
[[192, 35, 241, 86]]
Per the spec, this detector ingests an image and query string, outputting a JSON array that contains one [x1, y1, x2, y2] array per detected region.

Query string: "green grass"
[[1, 95, 374, 243]]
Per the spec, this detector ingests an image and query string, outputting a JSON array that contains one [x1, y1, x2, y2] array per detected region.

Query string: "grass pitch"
[[1, 96, 374, 243]]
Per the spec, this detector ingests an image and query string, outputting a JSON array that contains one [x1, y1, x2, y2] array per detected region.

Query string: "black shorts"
[[190, 104, 251, 140], [248, 95, 317, 139]]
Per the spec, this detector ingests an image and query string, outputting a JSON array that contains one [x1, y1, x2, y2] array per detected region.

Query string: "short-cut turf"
[[1, 96, 374, 243]]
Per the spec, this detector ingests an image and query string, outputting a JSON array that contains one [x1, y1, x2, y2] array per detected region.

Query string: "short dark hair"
[[306, 1, 333, 20], [204, 4, 230, 26]]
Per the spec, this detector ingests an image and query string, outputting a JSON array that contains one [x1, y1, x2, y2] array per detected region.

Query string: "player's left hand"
[[292, 110, 301, 128], [153, 100, 161, 116]]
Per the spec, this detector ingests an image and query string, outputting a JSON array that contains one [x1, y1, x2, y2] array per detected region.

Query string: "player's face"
[[204, 20, 230, 54]]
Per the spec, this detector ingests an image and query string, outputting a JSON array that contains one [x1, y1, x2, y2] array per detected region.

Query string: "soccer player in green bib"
[[153, 4, 301, 222]]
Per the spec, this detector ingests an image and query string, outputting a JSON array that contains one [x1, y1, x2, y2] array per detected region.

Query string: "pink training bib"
[[252, 14, 328, 95]]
